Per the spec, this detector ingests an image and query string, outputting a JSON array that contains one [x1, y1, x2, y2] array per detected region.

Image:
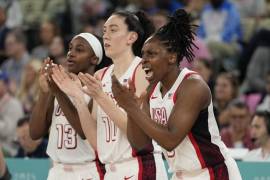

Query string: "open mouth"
[[143, 67, 153, 80], [67, 59, 76, 66]]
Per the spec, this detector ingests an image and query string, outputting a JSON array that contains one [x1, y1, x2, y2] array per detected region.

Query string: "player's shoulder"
[[94, 66, 110, 80]]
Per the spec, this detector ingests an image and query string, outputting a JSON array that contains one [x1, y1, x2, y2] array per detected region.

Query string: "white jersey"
[[47, 94, 96, 164], [149, 68, 232, 175], [97, 57, 142, 163]]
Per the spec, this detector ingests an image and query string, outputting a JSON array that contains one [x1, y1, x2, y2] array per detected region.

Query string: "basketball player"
[[111, 9, 242, 180], [30, 33, 106, 180], [51, 11, 168, 180]]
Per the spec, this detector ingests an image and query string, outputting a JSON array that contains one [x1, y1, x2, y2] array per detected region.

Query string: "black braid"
[[154, 9, 197, 64]]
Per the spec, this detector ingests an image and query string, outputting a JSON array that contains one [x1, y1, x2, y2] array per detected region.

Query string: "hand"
[[78, 72, 104, 99], [111, 74, 138, 109], [51, 65, 84, 99], [38, 57, 53, 93]]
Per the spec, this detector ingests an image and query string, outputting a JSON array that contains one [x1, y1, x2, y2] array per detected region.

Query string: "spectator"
[[214, 72, 239, 128], [1, 29, 30, 94], [48, 36, 66, 67], [221, 99, 255, 150], [233, 0, 267, 18], [16, 60, 42, 114], [0, 145, 11, 180], [192, 58, 215, 92], [16, 116, 48, 158], [243, 111, 270, 161], [1, 0, 22, 29], [241, 46, 270, 93], [0, 71, 24, 156], [197, 0, 242, 71], [31, 20, 59, 60], [150, 10, 169, 30], [257, 71, 270, 111], [0, 6, 9, 64], [238, 29, 270, 82]]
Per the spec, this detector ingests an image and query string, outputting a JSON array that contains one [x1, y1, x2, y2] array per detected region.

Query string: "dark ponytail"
[[113, 10, 155, 57], [154, 9, 197, 64]]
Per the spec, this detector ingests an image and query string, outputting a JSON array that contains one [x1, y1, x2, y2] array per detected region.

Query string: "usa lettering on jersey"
[[152, 107, 168, 125]]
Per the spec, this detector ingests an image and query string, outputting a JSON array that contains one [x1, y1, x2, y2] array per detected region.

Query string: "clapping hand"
[[111, 74, 139, 110]]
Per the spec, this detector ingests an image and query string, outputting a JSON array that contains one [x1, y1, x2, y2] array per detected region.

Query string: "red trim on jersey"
[[188, 133, 206, 168], [131, 148, 143, 180], [137, 156, 143, 180], [100, 67, 109, 80], [173, 72, 198, 103], [188, 133, 215, 180], [95, 151, 105, 180], [149, 83, 158, 101], [208, 167, 215, 180], [131, 62, 141, 92]]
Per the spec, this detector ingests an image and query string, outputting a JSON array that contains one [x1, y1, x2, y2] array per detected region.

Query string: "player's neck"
[[113, 52, 135, 78], [160, 67, 180, 96]]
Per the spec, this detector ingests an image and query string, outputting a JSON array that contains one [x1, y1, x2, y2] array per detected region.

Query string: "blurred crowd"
[[0, 0, 270, 162]]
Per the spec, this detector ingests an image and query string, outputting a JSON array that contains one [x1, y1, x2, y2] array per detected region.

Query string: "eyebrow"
[[104, 24, 119, 29]]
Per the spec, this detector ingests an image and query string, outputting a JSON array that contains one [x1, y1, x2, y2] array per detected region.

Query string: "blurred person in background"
[[197, 0, 242, 71], [0, 145, 11, 180], [241, 46, 270, 93], [0, 5, 10, 65], [257, 71, 270, 111], [16, 59, 42, 114], [0, 29, 30, 94], [48, 36, 66, 67], [221, 99, 255, 150], [233, 0, 267, 18], [243, 111, 270, 161], [214, 72, 239, 128], [192, 59, 215, 92], [0, 71, 23, 156], [31, 20, 59, 60], [16, 116, 48, 158], [150, 10, 169, 30]]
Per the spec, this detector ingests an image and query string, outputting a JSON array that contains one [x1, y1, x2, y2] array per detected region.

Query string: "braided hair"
[[153, 9, 197, 64]]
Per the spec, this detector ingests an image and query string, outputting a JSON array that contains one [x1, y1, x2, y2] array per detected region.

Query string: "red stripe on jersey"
[[173, 72, 198, 103], [137, 156, 143, 180], [188, 133, 206, 168], [95, 151, 105, 180], [100, 67, 109, 80], [149, 83, 158, 101], [131, 62, 142, 92], [208, 167, 215, 180]]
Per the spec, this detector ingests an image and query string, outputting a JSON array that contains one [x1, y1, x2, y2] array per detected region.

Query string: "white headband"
[[75, 33, 103, 65]]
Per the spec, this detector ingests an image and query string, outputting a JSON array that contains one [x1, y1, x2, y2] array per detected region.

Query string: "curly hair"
[[153, 9, 197, 64]]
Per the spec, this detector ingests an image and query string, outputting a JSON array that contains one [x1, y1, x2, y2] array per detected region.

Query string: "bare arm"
[[113, 75, 211, 151], [30, 92, 54, 140], [30, 59, 54, 140], [52, 83, 86, 139], [79, 65, 149, 135], [51, 66, 97, 149], [126, 103, 152, 152]]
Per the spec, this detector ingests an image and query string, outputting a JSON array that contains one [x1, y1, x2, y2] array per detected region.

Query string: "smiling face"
[[103, 15, 135, 59], [141, 36, 175, 84], [66, 36, 97, 74]]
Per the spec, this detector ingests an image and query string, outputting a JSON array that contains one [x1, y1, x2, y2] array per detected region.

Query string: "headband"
[[75, 33, 103, 64]]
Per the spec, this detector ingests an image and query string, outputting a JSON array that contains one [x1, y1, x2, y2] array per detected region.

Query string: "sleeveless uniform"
[[149, 68, 242, 180], [47, 94, 104, 180], [97, 56, 168, 180]]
